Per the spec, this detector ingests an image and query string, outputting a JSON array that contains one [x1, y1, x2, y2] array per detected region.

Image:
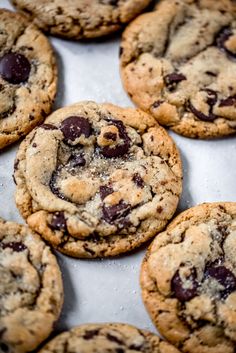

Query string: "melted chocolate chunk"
[[164, 72, 186, 90], [216, 26, 236, 59], [205, 265, 236, 299], [188, 101, 216, 122], [132, 173, 144, 188], [100, 119, 130, 158], [0, 52, 31, 84], [171, 268, 198, 302], [219, 95, 236, 107], [83, 329, 100, 340], [1, 242, 27, 252], [50, 212, 67, 231], [102, 200, 131, 224], [40, 124, 58, 130], [69, 154, 86, 167], [100, 185, 114, 200], [60, 116, 91, 144]]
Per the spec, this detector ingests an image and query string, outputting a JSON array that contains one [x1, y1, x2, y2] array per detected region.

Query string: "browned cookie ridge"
[[11, 0, 152, 40], [0, 9, 57, 149], [120, 0, 236, 138], [141, 203, 236, 353], [14, 101, 182, 258], [38, 323, 181, 353], [0, 218, 63, 353]]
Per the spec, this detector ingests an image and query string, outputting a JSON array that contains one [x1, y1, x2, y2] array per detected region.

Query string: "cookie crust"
[[120, 0, 236, 138], [0, 218, 63, 353], [11, 0, 151, 40], [141, 202, 236, 353], [0, 9, 57, 149], [14, 101, 182, 258], [38, 323, 181, 353]]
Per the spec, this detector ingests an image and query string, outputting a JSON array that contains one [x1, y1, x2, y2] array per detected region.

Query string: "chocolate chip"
[[102, 200, 131, 224], [69, 154, 86, 167], [100, 185, 114, 200], [203, 89, 218, 107], [50, 212, 67, 231], [83, 329, 100, 339], [119, 46, 123, 57], [0, 52, 31, 84], [216, 26, 236, 59], [14, 159, 19, 172], [205, 266, 236, 298], [132, 173, 144, 188], [40, 124, 58, 130], [106, 333, 123, 345], [60, 116, 91, 144], [164, 72, 186, 90], [1, 242, 27, 252], [188, 101, 216, 122], [152, 100, 164, 108], [50, 168, 68, 201], [205, 71, 217, 77], [115, 350, 125, 353], [0, 343, 9, 353], [219, 95, 236, 107], [100, 120, 130, 158], [171, 268, 198, 302], [103, 132, 117, 141]]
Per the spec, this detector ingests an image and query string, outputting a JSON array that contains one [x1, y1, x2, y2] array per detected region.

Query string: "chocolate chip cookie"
[[38, 323, 181, 353], [0, 9, 57, 149], [0, 218, 63, 353], [120, 0, 236, 138], [141, 202, 236, 353], [11, 0, 152, 40], [14, 101, 182, 258]]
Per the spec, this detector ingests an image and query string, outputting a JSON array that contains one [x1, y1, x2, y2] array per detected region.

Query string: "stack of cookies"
[[0, 1, 236, 352]]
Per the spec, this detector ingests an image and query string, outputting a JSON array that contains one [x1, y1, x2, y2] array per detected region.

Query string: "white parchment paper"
[[1, 0, 236, 338]]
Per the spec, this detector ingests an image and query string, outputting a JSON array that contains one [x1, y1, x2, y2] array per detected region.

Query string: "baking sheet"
[[1, 0, 236, 338]]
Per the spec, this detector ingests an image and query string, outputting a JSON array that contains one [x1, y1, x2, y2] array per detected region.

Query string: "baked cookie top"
[[120, 0, 236, 138], [0, 218, 63, 353], [11, 0, 152, 40], [0, 9, 57, 149], [14, 101, 182, 258], [38, 323, 181, 353], [141, 202, 236, 353]]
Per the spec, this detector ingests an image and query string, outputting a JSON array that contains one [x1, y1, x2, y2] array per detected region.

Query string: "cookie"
[[0, 9, 57, 149], [141, 202, 236, 353], [11, 0, 152, 40], [0, 218, 63, 353], [120, 0, 236, 139], [38, 322, 181, 353], [14, 101, 182, 258]]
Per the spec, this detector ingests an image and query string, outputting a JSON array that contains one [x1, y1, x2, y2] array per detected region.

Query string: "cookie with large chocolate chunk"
[[11, 0, 152, 40], [120, 0, 236, 138], [14, 101, 182, 258], [38, 323, 181, 353], [141, 202, 236, 353], [0, 218, 63, 353], [0, 9, 57, 149]]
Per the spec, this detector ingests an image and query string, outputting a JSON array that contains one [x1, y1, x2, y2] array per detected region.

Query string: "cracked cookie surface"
[[0, 218, 63, 353], [11, 0, 152, 40], [38, 322, 181, 353], [0, 9, 57, 149], [120, 0, 236, 138], [141, 203, 236, 353], [14, 101, 182, 258]]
